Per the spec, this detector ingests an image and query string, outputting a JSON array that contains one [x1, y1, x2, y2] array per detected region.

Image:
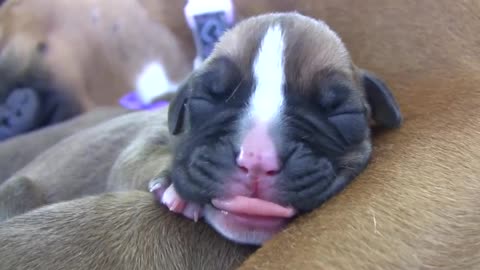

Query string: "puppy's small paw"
[[148, 177, 203, 222], [161, 184, 187, 212], [148, 176, 168, 194]]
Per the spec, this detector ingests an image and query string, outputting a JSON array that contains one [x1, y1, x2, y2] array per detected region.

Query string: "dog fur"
[[0, 190, 255, 270], [0, 0, 479, 269]]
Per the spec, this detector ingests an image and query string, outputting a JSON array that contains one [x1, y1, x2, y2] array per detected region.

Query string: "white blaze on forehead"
[[248, 24, 286, 123]]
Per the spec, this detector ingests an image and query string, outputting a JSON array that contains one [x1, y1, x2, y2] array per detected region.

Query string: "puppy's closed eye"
[[316, 81, 368, 145], [187, 58, 248, 130], [190, 57, 243, 104], [328, 113, 368, 145], [318, 83, 352, 113]]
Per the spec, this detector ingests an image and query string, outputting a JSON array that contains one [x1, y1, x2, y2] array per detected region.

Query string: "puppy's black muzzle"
[[0, 87, 81, 141], [0, 88, 42, 140]]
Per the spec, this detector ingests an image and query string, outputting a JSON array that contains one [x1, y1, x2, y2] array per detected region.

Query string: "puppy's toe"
[[150, 181, 204, 221], [161, 184, 187, 213], [148, 177, 167, 194]]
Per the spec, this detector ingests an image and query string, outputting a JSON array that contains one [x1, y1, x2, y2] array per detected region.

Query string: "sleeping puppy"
[[152, 12, 402, 245], [0, 12, 401, 246]]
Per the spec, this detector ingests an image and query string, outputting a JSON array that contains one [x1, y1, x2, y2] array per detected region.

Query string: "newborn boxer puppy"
[[152, 12, 402, 245]]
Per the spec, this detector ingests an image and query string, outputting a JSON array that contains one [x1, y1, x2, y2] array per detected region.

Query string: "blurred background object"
[[0, 0, 193, 140]]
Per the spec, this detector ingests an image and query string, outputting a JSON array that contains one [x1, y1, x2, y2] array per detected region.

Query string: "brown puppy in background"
[[0, 0, 192, 140]]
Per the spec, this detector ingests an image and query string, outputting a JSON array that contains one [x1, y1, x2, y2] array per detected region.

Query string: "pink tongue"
[[211, 196, 296, 218]]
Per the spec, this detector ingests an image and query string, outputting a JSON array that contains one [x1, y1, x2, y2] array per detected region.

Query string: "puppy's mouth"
[[211, 196, 296, 222], [204, 196, 297, 245], [150, 176, 298, 245]]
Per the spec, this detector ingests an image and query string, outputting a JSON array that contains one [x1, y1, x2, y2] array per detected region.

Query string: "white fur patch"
[[135, 62, 177, 104], [248, 24, 286, 123]]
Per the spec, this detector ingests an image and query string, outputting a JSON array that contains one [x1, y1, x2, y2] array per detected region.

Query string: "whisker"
[[225, 77, 244, 102]]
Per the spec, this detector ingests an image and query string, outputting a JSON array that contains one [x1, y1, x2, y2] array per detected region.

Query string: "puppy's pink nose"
[[236, 123, 280, 177]]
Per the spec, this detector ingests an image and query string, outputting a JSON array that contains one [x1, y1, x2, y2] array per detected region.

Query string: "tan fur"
[[0, 190, 255, 270], [211, 13, 352, 93]]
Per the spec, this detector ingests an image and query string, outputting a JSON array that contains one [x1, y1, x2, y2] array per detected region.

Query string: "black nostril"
[[1, 117, 9, 126], [266, 170, 279, 176], [15, 110, 22, 117], [239, 166, 249, 174]]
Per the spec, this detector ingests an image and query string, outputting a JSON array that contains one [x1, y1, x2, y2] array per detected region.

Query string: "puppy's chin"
[[203, 205, 291, 245]]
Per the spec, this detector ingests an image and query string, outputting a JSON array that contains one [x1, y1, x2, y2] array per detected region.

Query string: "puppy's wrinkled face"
[[167, 13, 402, 245]]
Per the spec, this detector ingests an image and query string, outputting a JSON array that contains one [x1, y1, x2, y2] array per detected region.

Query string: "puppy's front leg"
[[149, 171, 204, 222], [0, 176, 46, 221]]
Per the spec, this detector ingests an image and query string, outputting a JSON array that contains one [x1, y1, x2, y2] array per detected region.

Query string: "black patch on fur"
[[361, 70, 403, 129], [36, 42, 48, 54]]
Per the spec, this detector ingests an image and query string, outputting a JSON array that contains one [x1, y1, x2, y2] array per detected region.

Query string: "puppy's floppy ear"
[[360, 70, 403, 129], [168, 79, 191, 135]]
